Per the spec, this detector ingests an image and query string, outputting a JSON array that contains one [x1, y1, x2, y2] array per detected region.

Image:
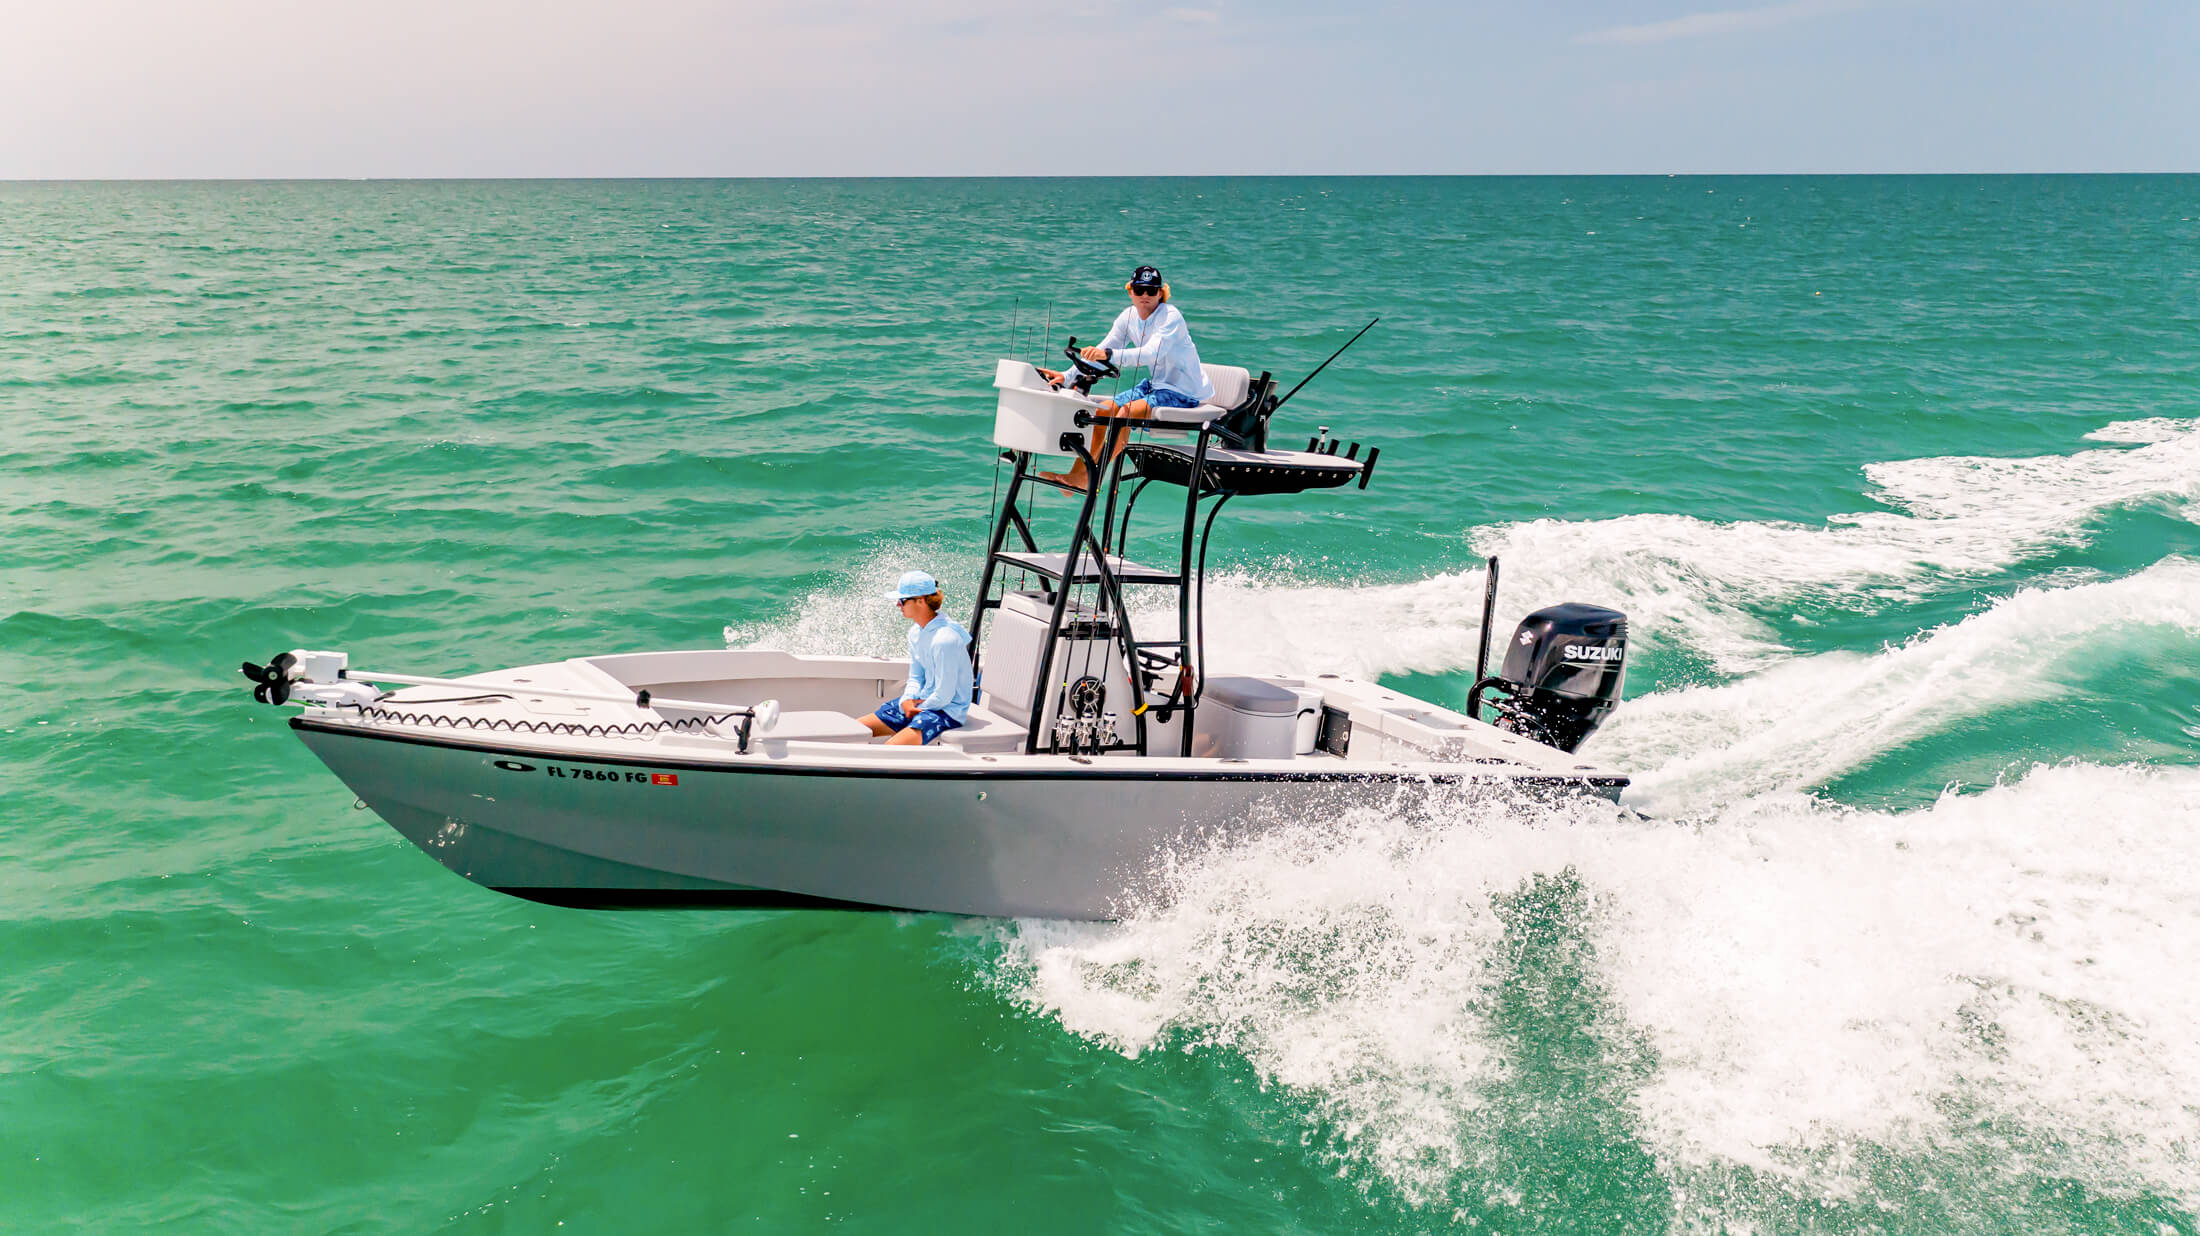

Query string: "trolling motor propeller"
[[240, 649, 379, 708], [241, 652, 298, 705]]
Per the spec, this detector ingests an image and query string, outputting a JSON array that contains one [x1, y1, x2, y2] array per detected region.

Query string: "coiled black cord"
[[349, 704, 740, 739]]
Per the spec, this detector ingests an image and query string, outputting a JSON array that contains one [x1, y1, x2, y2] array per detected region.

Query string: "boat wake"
[[1591, 555, 2200, 814], [737, 419, 2200, 1218], [1183, 415, 2200, 678], [992, 425, 2200, 1216], [988, 550, 2200, 1215], [995, 760, 2200, 1216], [727, 417, 2200, 683]]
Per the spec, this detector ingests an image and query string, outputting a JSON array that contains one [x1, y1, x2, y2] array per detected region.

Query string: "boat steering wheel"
[[1063, 344, 1119, 386]]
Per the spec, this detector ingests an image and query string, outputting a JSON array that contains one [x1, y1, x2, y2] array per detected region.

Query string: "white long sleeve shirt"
[[901, 614, 973, 723], [1095, 302, 1213, 403]]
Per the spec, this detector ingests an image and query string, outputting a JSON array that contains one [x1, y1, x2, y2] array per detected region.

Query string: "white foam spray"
[[731, 417, 2200, 681], [1590, 764, 2200, 1207], [993, 558, 2200, 1212], [1589, 556, 2200, 814], [723, 538, 984, 658], [1101, 416, 2200, 682], [998, 763, 2200, 1213]]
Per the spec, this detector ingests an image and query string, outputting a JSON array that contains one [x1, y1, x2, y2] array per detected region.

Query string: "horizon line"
[[5, 170, 2198, 184]]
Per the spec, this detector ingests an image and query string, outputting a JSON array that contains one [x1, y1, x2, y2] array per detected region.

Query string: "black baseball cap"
[[1128, 265, 1164, 290]]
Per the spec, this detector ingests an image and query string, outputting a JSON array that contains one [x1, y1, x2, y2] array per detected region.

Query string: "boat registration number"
[[557, 765, 677, 786], [492, 760, 679, 786]]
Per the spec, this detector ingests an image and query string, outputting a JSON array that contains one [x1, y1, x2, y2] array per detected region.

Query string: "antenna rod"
[[1273, 316, 1379, 411]]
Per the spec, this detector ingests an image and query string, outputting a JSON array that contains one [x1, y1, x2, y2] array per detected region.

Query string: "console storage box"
[[992, 361, 1087, 457], [1191, 676, 1305, 760]]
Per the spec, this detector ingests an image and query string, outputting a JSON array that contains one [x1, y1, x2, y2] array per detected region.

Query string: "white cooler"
[[1194, 677, 1315, 760]]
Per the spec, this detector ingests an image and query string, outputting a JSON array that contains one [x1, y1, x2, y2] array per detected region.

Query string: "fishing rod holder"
[[1300, 433, 1381, 488]]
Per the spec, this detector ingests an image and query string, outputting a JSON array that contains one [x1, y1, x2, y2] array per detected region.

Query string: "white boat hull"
[[295, 715, 1623, 919]]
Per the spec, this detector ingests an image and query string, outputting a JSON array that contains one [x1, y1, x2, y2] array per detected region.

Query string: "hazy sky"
[[5, 0, 2194, 177]]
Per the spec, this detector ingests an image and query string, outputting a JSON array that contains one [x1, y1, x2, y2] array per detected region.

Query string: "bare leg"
[[859, 713, 894, 738], [1100, 400, 1153, 472], [1041, 398, 1121, 492], [1067, 399, 1153, 489], [885, 727, 924, 746]]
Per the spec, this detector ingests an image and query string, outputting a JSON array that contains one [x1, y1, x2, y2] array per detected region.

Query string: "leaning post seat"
[[1142, 364, 1252, 438]]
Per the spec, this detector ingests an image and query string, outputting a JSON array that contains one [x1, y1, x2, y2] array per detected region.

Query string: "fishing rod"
[[1271, 315, 1379, 412]]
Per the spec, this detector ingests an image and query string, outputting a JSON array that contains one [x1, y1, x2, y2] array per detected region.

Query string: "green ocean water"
[[4, 175, 2199, 1232]]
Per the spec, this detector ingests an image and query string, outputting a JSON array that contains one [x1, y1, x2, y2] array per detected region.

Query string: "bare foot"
[[1037, 469, 1088, 492]]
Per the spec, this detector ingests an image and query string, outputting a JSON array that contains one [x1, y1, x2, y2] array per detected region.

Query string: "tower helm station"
[[974, 351, 1380, 760]]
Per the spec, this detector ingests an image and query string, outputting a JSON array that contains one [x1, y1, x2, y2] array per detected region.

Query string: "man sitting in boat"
[[858, 571, 974, 746], [1036, 264, 1215, 492]]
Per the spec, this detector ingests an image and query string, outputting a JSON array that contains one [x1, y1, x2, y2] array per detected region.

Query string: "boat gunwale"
[[289, 714, 1630, 790]]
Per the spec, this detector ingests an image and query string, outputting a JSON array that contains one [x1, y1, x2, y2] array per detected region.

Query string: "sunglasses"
[[1130, 286, 1161, 296]]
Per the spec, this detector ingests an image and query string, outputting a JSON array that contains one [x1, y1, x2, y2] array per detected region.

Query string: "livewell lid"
[[1202, 676, 1303, 717]]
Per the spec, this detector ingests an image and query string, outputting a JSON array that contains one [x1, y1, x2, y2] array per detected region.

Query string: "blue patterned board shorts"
[[1110, 379, 1200, 409], [873, 699, 963, 744]]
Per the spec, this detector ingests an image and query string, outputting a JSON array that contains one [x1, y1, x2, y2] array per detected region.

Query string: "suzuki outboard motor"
[[1465, 559, 1628, 754], [1491, 603, 1627, 752]]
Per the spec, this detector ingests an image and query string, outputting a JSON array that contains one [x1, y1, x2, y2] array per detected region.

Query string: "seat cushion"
[[1141, 364, 1250, 433], [760, 711, 875, 743], [1147, 407, 1219, 430], [1203, 364, 1250, 409], [937, 705, 1028, 754]]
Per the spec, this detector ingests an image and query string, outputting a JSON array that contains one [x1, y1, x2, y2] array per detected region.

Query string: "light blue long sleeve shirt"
[[902, 614, 973, 723], [1097, 302, 1214, 403]]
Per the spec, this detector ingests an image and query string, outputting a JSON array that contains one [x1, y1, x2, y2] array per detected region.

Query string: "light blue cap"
[[890, 570, 940, 602]]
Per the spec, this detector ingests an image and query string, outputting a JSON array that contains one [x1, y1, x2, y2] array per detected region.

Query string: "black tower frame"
[[967, 412, 1232, 757]]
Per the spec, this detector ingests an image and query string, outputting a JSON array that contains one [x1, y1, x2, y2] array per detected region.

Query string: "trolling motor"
[[240, 650, 385, 708], [1464, 557, 1628, 754], [241, 650, 788, 750]]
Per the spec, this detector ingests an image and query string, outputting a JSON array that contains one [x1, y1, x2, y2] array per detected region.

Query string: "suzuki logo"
[[1562, 644, 1625, 663]]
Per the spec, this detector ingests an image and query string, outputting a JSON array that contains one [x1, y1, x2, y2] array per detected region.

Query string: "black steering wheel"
[[1062, 343, 1120, 387]]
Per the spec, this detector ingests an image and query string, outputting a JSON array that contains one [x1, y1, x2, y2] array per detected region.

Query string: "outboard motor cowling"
[[1491, 602, 1628, 753]]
